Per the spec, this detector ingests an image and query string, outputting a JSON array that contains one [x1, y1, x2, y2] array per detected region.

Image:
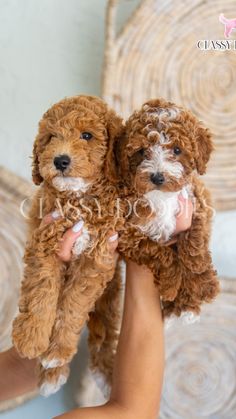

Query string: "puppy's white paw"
[[72, 227, 90, 256], [40, 374, 67, 397], [181, 311, 200, 325], [93, 369, 111, 399], [40, 357, 61, 369], [75, 366, 107, 407], [164, 311, 200, 330]]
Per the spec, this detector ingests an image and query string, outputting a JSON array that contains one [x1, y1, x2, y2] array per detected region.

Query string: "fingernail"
[[181, 188, 188, 200], [52, 210, 61, 219], [72, 220, 84, 233], [108, 233, 118, 242]]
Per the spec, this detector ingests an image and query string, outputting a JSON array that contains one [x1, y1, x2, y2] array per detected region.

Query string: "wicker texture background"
[[162, 277, 236, 418], [102, 0, 236, 210], [0, 167, 32, 352]]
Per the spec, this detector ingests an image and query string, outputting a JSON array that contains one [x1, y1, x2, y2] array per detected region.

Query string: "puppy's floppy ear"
[[31, 101, 66, 185], [195, 125, 214, 175], [32, 137, 43, 185], [32, 117, 52, 185], [104, 109, 125, 183]]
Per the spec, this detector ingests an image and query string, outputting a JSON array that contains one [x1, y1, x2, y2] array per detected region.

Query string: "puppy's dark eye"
[[80, 132, 93, 141], [173, 146, 181, 155]]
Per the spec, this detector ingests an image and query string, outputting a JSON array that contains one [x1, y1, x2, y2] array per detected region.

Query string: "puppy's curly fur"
[[12, 95, 124, 396]]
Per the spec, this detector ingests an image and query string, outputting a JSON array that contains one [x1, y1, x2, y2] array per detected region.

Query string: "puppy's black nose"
[[54, 154, 71, 172], [150, 172, 165, 185]]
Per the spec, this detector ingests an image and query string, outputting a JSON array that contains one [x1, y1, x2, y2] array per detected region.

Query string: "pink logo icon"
[[219, 13, 236, 38]]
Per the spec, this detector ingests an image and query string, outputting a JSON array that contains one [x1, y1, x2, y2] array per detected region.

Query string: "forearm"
[[110, 261, 164, 418], [55, 403, 132, 419]]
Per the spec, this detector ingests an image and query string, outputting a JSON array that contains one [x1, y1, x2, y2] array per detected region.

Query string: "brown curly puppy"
[[12, 95, 124, 396], [114, 98, 219, 319]]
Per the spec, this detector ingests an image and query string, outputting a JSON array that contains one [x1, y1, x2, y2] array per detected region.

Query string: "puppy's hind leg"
[[162, 265, 219, 319], [87, 260, 123, 396], [12, 254, 65, 359], [40, 257, 116, 370], [38, 363, 70, 397], [155, 247, 183, 302]]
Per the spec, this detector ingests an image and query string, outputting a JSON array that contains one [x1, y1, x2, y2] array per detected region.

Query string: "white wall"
[[0, 0, 111, 180]]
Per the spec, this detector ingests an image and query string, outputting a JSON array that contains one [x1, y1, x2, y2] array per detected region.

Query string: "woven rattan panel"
[[0, 167, 32, 351], [102, 0, 236, 210], [162, 277, 236, 418]]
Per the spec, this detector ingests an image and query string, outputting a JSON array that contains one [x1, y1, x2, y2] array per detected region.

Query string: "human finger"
[[40, 210, 62, 226], [57, 220, 84, 262]]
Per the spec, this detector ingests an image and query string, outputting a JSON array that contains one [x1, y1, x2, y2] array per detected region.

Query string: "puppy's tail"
[[37, 363, 70, 397]]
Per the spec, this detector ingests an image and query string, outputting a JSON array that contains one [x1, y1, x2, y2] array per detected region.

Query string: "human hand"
[[175, 192, 193, 235], [0, 347, 37, 403], [164, 193, 193, 245], [41, 211, 118, 262]]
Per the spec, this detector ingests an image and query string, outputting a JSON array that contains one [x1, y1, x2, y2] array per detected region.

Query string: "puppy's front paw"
[[72, 227, 90, 256], [39, 364, 69, 397], [40, 373, 67, 397], [12, 314, 49, 358], [41, 346, 74, 369]]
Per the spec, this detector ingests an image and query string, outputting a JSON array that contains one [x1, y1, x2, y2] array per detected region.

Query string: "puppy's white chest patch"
[[139, 189, 183, 242], [72, 227, 91, 256]]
